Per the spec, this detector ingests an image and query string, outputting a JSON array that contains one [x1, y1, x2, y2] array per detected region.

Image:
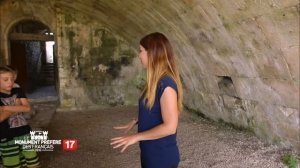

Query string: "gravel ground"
[[34, 105, 297, 168]]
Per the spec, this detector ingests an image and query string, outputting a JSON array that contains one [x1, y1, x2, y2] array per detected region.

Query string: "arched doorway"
[[9, 20, 58, 100]]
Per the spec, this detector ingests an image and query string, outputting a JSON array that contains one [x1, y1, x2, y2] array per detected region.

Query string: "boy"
[[0, 66, 40, 168]]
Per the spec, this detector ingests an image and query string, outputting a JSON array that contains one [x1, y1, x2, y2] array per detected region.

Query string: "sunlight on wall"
[[46, 41, 55, 63]]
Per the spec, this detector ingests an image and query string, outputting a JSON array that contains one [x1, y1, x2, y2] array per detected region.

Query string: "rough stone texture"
[[0, 0, 299, 150], [55, 7, 143, 109]]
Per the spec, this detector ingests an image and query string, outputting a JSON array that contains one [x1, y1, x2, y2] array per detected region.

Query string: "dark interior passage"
[[9, 20, 58, 100]]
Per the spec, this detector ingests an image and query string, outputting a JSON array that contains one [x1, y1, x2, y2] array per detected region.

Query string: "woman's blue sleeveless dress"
[[138, 76, 180, 168]]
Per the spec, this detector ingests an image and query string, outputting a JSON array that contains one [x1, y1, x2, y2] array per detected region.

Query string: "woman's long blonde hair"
[[140, 32, 183, 112]]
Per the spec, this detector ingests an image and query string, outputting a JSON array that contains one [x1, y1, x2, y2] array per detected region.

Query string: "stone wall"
[[55, 7, 143, 109], [0, 0, 56, 63], [0, 0, 299, 149], [178, 1, 299, 149]]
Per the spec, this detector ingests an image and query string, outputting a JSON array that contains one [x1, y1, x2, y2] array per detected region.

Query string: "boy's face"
[[0, 72, 14, 93]]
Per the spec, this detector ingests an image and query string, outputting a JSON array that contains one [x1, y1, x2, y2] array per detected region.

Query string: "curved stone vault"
[[0, 0, 299, 149]]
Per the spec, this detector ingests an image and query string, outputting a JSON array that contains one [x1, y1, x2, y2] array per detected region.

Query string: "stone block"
[[234, 77, 299, 108]]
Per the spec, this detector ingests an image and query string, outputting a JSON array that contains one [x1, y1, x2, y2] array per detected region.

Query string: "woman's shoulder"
[[159, 75, 176, 85], [158, 75, 177, 93]]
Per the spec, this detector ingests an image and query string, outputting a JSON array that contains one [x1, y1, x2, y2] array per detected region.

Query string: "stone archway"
[[8, 19, 58, 100]]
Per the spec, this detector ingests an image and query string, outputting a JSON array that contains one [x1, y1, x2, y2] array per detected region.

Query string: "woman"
[[111, 32, 183, 168]]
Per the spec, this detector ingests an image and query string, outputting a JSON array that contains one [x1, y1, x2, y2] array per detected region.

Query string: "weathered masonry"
[[0, 0, 298, 150]]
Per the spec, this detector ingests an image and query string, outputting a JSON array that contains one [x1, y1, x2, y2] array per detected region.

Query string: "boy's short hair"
[[0, 66, 15, 75], [5, 65, 18, 74]]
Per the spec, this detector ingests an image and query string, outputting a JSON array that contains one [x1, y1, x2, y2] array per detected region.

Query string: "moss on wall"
[[88, 29, 130, 79], [61, 11, 138, 106], [65, 13, 74, 25]]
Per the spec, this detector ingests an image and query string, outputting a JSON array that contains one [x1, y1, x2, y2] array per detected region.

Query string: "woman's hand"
[[110, 134, 139, 153], [113, 119, 137, 134]]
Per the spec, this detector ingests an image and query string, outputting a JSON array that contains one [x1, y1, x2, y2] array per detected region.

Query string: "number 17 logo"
[[63, 139, 78, 151]]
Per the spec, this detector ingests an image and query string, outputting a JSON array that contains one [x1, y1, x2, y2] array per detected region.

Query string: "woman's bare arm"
[[134, 87, 178, 140], [111, 87, 179, 152]]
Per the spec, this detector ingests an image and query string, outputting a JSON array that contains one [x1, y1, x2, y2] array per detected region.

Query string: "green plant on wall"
[[282, 153, 299, 168]]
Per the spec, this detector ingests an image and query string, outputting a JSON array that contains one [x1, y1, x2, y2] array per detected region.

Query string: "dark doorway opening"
[[9, 20, 58, 101]]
